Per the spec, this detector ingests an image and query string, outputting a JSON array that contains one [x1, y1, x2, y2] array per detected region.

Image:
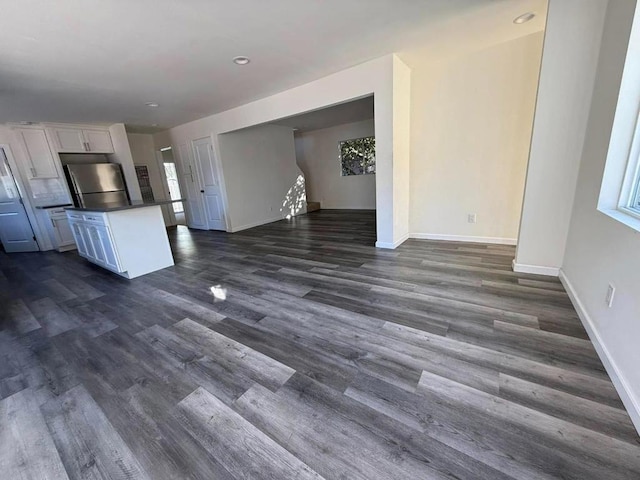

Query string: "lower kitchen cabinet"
[[46, 207, 77, 252], [67, 212, 123, 273], [66, 205, 174, 279]]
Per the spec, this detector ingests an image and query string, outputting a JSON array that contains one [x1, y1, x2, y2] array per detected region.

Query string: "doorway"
[[0, 147, 39, 252], [191, 137, 226, 231], [156, 147, 185, 226], [160, 152, 186, 226]]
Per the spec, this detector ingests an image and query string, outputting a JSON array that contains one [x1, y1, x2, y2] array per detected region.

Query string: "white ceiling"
[[272, 96, 374, 133], [1, 0, 546, 131]]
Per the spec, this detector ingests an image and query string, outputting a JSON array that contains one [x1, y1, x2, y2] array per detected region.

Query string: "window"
[[339, 136, 375, 176], [597, 6, 640, 231]]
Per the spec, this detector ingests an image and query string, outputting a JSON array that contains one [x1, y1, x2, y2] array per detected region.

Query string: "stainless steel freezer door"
[[67, 163, 126, 194], [77, 191, 129, 209]]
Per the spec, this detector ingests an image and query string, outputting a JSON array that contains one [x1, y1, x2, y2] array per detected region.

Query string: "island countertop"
[[65, 199, 185, 213]]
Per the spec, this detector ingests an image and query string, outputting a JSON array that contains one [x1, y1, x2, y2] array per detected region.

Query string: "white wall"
[[127, 132, 174, 226], [294, 119, 375, 209], [561, 0, 640, 432], [218, 124, 306, 231], [154, 55, 409, 247], [109, 123, 143, 202], [514, 0, 608, 274], [409, 32, 544, 244], [392, 55, 411, 245]]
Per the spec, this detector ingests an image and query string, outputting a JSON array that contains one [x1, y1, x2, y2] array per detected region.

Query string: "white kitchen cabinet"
[[15, 128, 60, 179], [83, 130, 114, 153], [70, 221, 89, 256], [66, 205, 173, 279], [67, 212, 123, 273], [50, 128, 86, 152], [46, 207, 76, 252], [50, 127, 114, 153]]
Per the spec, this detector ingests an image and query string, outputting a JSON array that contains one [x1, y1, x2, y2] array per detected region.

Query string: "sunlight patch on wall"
[[281, 174, 307, 219]]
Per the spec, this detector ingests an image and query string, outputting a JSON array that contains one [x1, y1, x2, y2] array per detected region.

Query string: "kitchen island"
[[66, 200, 183, 279]]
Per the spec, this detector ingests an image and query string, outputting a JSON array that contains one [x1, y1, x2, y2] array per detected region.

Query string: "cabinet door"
[[80, 223, 97, 260], [52, 216, 76, 247], [51, 128, 87, 152], [15, 128, 60, 178], [95, 225, 120, 271], [70, 222, 89, 257], [83, 130, 114, 153], [87, 225, 107, 265]]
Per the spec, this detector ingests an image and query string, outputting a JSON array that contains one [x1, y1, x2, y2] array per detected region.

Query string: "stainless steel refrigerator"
[[63, 163, 130, 209]]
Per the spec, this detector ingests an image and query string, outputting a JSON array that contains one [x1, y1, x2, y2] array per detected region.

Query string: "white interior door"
[[0, 148, 39, 252], [176, 144, 207, 230], [192, 137, 226, 231]]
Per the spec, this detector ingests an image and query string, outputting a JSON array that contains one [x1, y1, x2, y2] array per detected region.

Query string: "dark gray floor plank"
[[417, 369, 640, 477], [41, 385, 151, 480], [0, 388, 70, 480], [178, 386, 324, 480]]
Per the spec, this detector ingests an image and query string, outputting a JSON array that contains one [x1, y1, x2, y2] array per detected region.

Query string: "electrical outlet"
[[606, 284, 616, 308], [467, 213, 477, 224]]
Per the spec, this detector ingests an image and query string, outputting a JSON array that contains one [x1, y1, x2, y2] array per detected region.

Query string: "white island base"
[[66, 204, 174, 279]]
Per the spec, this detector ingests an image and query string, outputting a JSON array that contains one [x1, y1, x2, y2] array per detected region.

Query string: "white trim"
[[559, 270, 640, 435], [376, 232, 409, 249], [512, 260, 560, 277], [229, 216, 285, 233], [598, 207, 640, 234], [409, 233, 517, 245]]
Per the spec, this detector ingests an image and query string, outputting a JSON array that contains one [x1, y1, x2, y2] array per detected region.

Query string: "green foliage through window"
[[339, 136, 375, 176]]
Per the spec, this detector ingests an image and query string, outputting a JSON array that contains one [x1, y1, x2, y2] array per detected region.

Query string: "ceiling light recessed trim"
[[233, 56, 250, 65], [513, 12, 536, 24], [145, 102, 160, 107]]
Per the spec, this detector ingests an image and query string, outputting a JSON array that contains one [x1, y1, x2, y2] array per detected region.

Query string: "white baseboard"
[[410, 233, 517, 245], [512, 260, 560, 277], [376, 233, 409, 249], [559, 270, 640, 435], [229, 216, 284, 233]]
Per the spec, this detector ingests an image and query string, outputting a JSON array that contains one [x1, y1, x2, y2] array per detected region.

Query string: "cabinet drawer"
[[66, 212, 108, 225], [47, 208, 68, 217], [82, 214, 107, 225]]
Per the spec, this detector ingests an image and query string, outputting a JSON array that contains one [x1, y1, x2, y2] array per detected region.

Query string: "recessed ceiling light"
[[233, 56, 250, 65], [145, 102, 159, 107], [160, 147, 172, 152], [513, 12, 536, 24]]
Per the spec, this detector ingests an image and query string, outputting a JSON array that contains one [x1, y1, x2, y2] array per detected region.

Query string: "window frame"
[[616, 112, 640, 220]]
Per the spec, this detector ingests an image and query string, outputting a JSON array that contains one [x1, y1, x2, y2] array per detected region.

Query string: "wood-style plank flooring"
[[1, 210, 639, 479]]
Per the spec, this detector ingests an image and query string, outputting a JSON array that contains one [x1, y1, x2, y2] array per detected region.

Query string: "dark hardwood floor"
[[1, 210, 639, 479]]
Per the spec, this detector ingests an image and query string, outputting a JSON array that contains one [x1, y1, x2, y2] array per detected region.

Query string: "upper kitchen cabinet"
[[83, 129, 114, 153], [14, 128, 60, 179], [51, 127, 86, 152], [50, 127, 114, 153]]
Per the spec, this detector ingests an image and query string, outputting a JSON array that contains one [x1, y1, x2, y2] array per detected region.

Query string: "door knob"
[[200, 190, 204, 193]]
